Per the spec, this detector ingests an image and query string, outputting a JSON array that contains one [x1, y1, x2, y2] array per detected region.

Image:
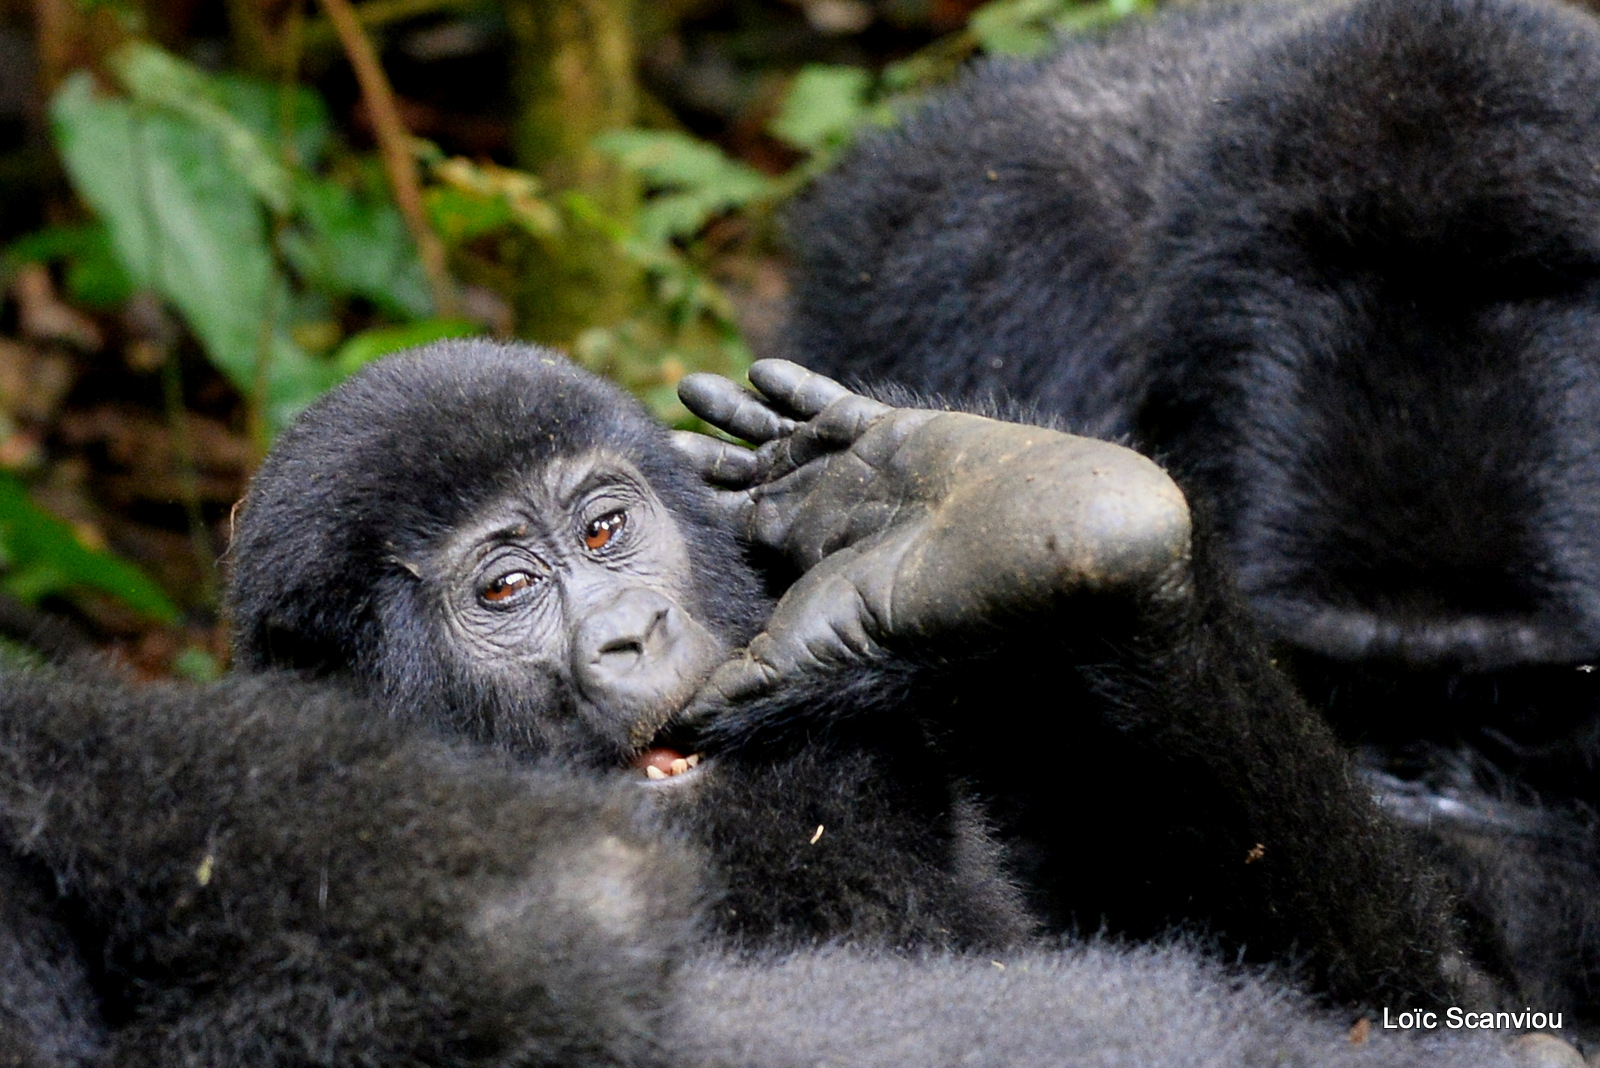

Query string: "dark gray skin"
[[672, 359, 1191, 712]]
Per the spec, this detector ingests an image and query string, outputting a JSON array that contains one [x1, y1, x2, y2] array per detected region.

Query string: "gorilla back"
[[785, 0, 1600, 1019]]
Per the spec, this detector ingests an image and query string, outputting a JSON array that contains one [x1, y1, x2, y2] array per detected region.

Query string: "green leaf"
[[770, 66, 875, 153], [597, 129, 771, 192], [110, 42, 294, 213], [211, 72, 332, 170], [427, 157, 561, 241], [280, 174, 433, 319], [331, 318, 480, 376], [594, 130, 774, 246], [0, 471, 177, 621], [51, 73, 332, 432], [425, 185, 516, 243], [172, 646, 222, 681], [970, 0, 1062, 55], [4, 222, 132, 308], [971, 0, 1151, 54]]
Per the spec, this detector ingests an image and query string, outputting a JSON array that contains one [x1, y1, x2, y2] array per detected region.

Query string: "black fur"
[[228, 340, 1033, 953], [0, 665, 1527, 1067], [0, 333, 1548, 1063], [785, 0, 1600, 1023], [0, 668, 699, 1067], [226, 345, 768, 740], [226, 340, 1463, 1008]]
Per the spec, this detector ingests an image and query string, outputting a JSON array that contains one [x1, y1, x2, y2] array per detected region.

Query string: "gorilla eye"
[[584, 510, 627, 551], [481, 571, 537, 604]]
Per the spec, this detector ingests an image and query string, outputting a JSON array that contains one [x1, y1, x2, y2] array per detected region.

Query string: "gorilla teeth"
[[643, 753, 701, 780]]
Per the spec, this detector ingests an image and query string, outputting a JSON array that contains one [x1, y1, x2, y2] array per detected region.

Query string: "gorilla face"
[[420, 449, 729, 759], [227, 340, 768, 768]]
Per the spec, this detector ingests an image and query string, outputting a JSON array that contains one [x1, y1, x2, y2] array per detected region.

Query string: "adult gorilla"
[[782, 0, 1600, 1019]]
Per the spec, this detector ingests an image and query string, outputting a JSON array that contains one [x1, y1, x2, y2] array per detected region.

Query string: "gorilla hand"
[[673, 360, 1192, 707]]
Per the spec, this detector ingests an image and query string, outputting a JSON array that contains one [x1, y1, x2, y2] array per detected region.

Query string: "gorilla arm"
[[678, 361, 1480, 1007]]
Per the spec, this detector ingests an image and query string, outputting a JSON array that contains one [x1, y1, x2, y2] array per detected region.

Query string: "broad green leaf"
[[280, 174, 433, 319], [212, 73, 332, 170], [970, 0, 1062, 56], [596, 129, 771, 193], [770, 66, 874, 153], [6, 222, 99, 263], [971, 0, 1150, 54], [426, 185, 516, 243], [110, 42, 294, 213], [172, 646, 222, 681], [1050, 0, 1151, 33], [595, 130, 773, 246], [0, 472, 177, 621], [51, 73, 332, 431], [428, 157, 560, 240]]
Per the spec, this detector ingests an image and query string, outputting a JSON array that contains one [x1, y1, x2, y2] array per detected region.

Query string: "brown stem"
[[161, 352, 219, 608], [302, 0, 479, 51], [31, 0, 76, 94], [318, 0, 458, 317]]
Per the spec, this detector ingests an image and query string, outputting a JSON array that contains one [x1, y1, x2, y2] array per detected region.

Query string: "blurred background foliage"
[[0, 0, 1149, 675]]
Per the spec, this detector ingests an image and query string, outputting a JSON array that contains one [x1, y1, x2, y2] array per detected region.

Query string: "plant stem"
[[319, 0, 458, 317]]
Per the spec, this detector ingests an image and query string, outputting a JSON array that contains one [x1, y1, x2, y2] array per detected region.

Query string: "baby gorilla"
[[230, 338, 1471, 1010], [229, 346, 766, 767]]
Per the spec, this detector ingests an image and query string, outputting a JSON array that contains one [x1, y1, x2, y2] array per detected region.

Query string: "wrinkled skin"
[[673, 360, 1191, 711], [418, 451, 729, 761]]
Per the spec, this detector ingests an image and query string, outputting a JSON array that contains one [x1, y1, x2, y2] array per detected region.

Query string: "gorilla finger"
[[680, 653, 783, 720], [669, 431, 759, 487], [749, 495, 875, 568], [752, 416, 855, 477], [745, 496, 803, 555], [748, 360, 859, 419], [811, 393, 894, 446], [741, 468, 830, 548], [778, 396, 894, 469], [679, 373, 796, 443], [706, 489, 758, 537]]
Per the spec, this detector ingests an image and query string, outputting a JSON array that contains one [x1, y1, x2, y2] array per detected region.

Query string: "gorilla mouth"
[[634, 747, 702, 780], [629, 719, 707, 783]]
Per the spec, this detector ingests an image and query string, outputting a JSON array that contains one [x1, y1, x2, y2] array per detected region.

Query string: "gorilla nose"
[[595, 604, 667, 665], [579, 588, 673, 665], [572, 588, 691, 708]]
